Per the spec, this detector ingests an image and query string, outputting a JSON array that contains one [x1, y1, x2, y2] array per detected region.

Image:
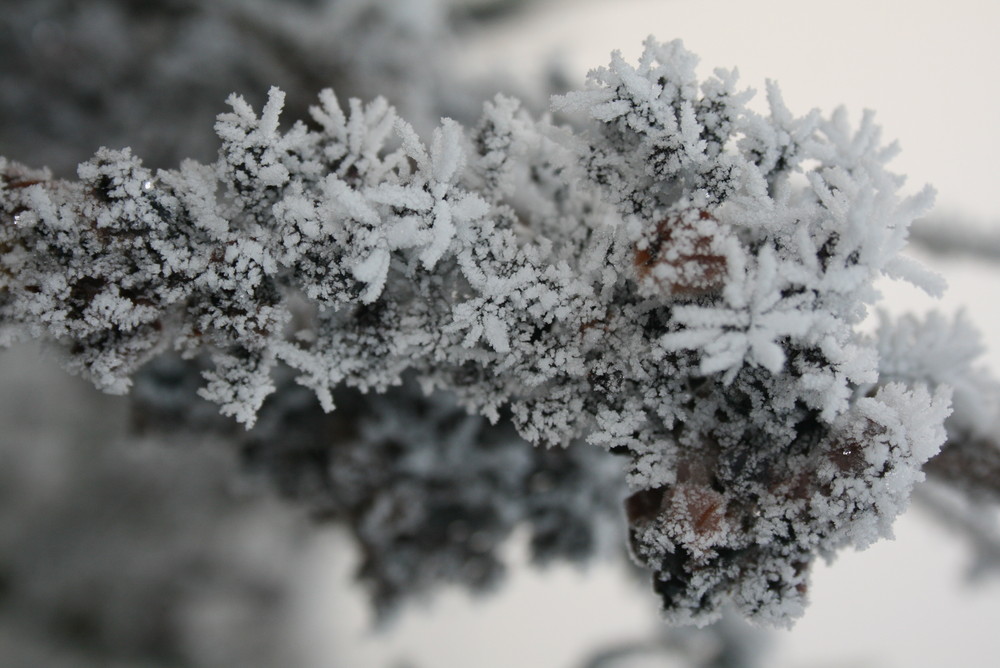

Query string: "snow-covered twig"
[[1, 38, 985, 626]]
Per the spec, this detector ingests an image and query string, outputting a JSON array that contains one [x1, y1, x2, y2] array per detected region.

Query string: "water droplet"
[[142, 180, 154, 192], [841, 447, 853, 456], [12, 213, 21, 226]]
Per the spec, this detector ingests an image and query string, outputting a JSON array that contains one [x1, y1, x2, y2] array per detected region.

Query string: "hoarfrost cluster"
[[2, 36, 995, 627]]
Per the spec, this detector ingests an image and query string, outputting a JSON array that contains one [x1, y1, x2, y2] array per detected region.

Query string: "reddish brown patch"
[[2, 167, 48, 191], [4, 179, 44, 190], [625, 486, 666, 525], [578, 315, 610, 342], [792, 560, 810, 594], [773, 469, 815, 501], [829, 423, 883, 474], [679, 486, 726, 537], [829, 439, 866, 473], [633, 209, 727, 296], [675, 456, 714, 487]]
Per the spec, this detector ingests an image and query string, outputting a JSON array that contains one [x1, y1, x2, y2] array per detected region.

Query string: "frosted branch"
[[1, 39, 984, 626]]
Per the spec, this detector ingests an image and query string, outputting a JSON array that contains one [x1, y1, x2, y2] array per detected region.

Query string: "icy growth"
[[0, 39, 970, 625]]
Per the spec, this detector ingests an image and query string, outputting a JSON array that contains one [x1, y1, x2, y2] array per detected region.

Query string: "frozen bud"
[[634, 208, 727, 297]]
